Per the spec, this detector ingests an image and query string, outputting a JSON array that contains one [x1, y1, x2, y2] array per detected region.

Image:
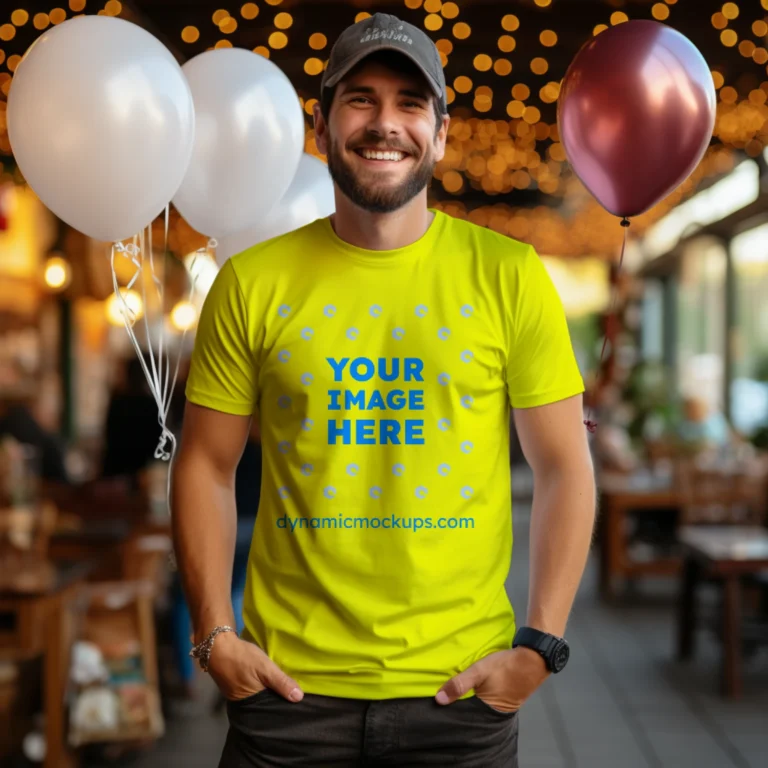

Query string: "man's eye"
[[403, 101, 425, 109], [350, 97, 371, 104]]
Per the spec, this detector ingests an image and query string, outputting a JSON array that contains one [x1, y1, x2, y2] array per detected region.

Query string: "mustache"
[[348, 136, 418, 155]]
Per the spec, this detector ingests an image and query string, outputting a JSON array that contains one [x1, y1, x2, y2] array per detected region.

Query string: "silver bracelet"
[[189, 625, 236, 672]]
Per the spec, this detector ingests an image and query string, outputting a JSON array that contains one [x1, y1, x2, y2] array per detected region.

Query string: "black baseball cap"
[[321, 13, 448, 114]]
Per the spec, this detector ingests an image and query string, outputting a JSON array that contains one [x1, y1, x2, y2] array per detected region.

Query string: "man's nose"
[[366, 102, 401, 139]]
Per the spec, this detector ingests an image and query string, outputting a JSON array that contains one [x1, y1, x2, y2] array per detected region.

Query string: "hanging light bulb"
[[44, 254, 71, 291], [170, 300, 198, 332], [106, 289, 144, 326]]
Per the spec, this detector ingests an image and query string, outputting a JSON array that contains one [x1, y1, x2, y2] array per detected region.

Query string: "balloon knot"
[[584, 419, 598, 433], [154, 427, 174, 461], [620, 218, 630, 228]]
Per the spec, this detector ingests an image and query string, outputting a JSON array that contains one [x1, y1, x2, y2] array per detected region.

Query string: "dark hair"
[[320, 50, 445, 135]]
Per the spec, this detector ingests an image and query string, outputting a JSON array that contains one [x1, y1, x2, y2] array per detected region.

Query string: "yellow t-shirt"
[[186, 210, 584, 699]]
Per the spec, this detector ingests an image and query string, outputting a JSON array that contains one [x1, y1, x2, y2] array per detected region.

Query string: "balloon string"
[[583, 217, 630, 434]]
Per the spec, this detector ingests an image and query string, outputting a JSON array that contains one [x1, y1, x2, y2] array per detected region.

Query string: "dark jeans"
[[219, 688, 519, 767]]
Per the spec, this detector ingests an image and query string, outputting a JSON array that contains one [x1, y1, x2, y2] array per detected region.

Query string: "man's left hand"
[[435, 647, 550, 713]]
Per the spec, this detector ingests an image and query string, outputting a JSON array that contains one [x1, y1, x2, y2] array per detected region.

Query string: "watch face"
[[551, 640, 570, 673]]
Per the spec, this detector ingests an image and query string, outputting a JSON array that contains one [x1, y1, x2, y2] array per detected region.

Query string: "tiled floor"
[[103, 501, 768, 768]]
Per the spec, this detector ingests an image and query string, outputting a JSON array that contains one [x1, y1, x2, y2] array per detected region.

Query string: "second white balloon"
[[172, 48, 306, 239]]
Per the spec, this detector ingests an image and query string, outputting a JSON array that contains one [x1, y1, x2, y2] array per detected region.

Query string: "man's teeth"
[[361, 149, 405, 161]]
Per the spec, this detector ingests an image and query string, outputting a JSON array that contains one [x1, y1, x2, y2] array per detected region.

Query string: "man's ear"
[[313, 102, 329, 156], [434, 114, 450, 163]]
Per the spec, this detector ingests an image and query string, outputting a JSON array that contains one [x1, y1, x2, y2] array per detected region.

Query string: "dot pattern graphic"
[[271, 297, 488, 505]]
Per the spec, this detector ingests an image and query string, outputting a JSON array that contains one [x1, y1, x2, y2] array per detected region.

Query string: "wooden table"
[[676, 525, 768, 698], [598, 471, 684, 600], [0, 555, 94, 768]]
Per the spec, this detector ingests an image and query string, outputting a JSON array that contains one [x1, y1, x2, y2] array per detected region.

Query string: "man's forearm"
[[171, 454, 238, 643], [526, 461, 596, 637]]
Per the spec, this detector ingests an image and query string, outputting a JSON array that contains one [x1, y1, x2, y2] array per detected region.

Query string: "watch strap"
[[512, 626, 562, 671]]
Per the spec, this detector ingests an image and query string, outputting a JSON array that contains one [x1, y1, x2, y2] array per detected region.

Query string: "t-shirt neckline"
[[319, 209, 445, 268]]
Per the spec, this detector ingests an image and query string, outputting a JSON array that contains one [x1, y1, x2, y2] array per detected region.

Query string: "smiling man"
[[174, 12, 596, 768]]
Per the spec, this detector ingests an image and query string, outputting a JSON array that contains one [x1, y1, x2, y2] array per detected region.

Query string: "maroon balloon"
[[558, 20, 716, 219]]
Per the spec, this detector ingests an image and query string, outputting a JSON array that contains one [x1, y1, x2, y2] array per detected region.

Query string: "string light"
[[11, 10, 29, 26], [453, 22, 471, 39], [453, 75, 472, 93], [754, 20, 768, 37], [215, 39, 233, 48], [304, 98, 317, 115], [436, 38, 453, 54], [69, 0, 86, 10], [473, 54, 492, 72], [0, 26, 15, 42], [355, 12, 371, 22], [274, 13, 293, 30], [651, 3, 669, 21], [501, 15, 519, 32], [512, 83, 530, 100], [711, 71, 725, 89], [425, 14, 443, 31], [540, 30, 557, 47], [220, 17, 238, 33], [594, 24, 608, 35], [610, 12, 629, 25], [33, 13, 49, 29], [531, 57, 549, 75], [305, 58, 323, 75], [739, 40, 756, 58], [44, 256, 71, 292], [269, 31, 288, 49], [722, 3, 739, 20], [404, 0, 423, 9], [253, 45, 270, 58], [754, 48, 768, 65], [424, 0, 442, 12], [309, 33, 327, 50], [712, 13, 727, 30], [212, 9, 228, 25], [241, 3, 259, 20], [170, 301, 198, 332], [7, 54, 21, 72], [494, 59, 512, 76], [182, 26, 199, 43], [104, 0, 122, 15], [534, 0, 552, 7], [498, 35, 516, 53], [445, 85, 455, 105], [50, 8, 67, 24], [441, 3, 459, 19], [264, 0, 284, 5], [721, 30, 738, 47]]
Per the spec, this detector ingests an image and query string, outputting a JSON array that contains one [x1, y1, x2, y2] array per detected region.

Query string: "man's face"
[[315, 59, 448, 213]]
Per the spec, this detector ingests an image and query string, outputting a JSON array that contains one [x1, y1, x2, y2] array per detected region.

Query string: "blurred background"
[[0, 0, 767, 766]]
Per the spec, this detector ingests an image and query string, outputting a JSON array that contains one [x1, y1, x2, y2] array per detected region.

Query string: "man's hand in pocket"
[[435, 647, 549, 713], [206, 633, 304, 703]]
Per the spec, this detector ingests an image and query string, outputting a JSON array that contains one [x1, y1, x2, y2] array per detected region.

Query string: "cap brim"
[[322, 43, 446, 112]]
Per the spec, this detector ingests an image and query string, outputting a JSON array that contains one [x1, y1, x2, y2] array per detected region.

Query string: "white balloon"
[[215, 154, 336, 265], [7, 16, 195, 243], [172, 49, 305, 239]]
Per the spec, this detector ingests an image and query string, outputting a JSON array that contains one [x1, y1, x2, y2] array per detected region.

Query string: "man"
[[173, 12, 595, 767]]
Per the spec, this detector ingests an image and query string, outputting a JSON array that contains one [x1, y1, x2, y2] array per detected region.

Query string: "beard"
[[326, 132, 436, 214]]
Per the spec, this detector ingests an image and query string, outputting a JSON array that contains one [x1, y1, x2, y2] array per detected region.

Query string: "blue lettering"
[[409, 390, 424, 410], [380, 420, 401, 445], [345, 390, 366, 409], [350, 358, 375, 381], [379, 358, 400, 381], [328, 419, 351, 445], [356, 419, 376, 445], [405, 420, 424, 444], [327, 357, 350, 382], [328, 390, 342, 410], [404, 358, 424, 382]]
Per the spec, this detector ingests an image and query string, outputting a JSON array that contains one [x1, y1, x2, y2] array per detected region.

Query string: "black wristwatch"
[[512, 627, 570, 673]]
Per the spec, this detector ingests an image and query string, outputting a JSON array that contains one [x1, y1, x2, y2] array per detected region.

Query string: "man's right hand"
[[206, 633, 305, 703]]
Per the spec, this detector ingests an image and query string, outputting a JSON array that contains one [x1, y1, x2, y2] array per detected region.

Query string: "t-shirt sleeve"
[[505, 245, 585, 409], [185, 258, 259, 417]]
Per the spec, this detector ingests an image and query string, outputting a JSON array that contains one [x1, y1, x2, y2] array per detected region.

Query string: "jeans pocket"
[[227, 687, 272, 706], [471, 695, 519, 717]]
